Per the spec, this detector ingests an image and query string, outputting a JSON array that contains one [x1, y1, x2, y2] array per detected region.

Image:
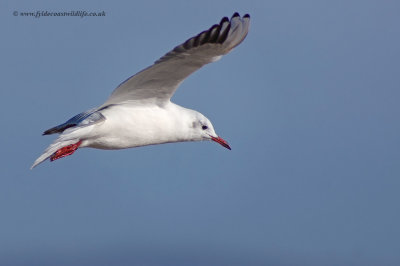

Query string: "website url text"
[[13, 10, 106, 18]]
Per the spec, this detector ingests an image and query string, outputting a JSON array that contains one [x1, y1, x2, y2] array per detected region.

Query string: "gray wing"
[[102, 13, 250, 106]]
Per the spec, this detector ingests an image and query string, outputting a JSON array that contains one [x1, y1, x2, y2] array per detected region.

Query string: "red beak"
[[211, 136, 231, 150]]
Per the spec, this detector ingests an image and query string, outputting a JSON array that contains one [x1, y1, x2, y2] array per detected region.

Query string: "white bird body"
[[32, 13, 250, 168], [83, 103, 205, 150]]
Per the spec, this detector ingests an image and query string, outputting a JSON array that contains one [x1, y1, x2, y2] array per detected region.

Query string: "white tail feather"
[[31, 138, 78, 169], [30, 127, 88, 169]]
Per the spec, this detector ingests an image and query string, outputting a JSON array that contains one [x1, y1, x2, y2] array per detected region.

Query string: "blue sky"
[[1, 0, 400, 265]]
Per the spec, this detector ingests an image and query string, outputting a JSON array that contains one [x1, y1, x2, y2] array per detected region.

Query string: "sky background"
[[1, 0, 400, 265]]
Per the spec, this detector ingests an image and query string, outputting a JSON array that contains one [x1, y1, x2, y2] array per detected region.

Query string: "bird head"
[[190, 112, 231, 150]]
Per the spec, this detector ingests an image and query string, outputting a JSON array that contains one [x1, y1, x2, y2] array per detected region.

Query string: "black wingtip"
[[42, 128, 56, 135], [244, 14, 250, 19], [219, 16, 229, 25], [232, 12, 240, 18], [208, 24, 221, 43], [42, 123, 76, 135], [42, 128, 54, 135]]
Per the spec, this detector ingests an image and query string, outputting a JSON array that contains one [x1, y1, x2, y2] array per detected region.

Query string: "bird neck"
[[166, 103, 202, 142]]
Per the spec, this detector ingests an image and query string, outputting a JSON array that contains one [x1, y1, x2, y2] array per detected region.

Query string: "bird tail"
[[31, 109, 106, 169], [31, 130, 83, 169]]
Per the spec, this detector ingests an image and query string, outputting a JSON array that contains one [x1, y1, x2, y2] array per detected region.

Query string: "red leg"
[[50, 140, 83, 162]]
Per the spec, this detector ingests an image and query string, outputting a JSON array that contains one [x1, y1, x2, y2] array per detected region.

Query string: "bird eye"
[[202, 125, 208, 130]]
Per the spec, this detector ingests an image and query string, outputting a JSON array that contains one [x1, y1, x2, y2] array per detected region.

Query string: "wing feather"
[[102, 13, 250, 106]]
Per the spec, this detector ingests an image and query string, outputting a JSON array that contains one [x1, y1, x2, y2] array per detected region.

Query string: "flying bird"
[[31, 13, 250, 169]]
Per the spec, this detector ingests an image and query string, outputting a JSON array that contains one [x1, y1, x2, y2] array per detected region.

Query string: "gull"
[[31, 12, 250, 169]]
